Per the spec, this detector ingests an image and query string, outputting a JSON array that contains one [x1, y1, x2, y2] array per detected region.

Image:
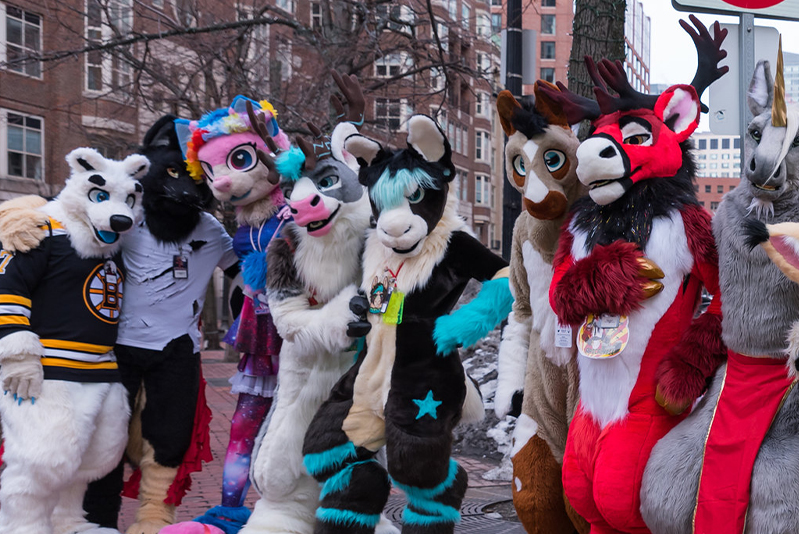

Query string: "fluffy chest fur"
[[714, 187, 799, 357], [572, 210, 694, 427]]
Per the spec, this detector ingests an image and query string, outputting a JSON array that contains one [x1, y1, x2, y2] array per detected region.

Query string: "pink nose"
[[290, 194, 331, 227], [213, 175, 232, 193]]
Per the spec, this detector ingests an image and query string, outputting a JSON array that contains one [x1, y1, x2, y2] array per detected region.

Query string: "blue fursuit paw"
[[193, 505, 251, 534]]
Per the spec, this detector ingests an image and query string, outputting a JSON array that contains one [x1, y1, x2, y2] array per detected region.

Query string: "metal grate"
[[383, 495, 526, 533]]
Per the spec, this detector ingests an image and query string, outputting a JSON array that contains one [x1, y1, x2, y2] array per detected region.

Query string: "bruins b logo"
[[83, 262, 123, 324]]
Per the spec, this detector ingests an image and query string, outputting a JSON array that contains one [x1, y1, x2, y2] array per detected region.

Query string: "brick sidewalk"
[[119, 351, 522, 532]]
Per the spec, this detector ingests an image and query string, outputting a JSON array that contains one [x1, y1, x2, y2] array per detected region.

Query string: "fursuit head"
[[46, 147, 147, 259], [175, 97, 291, 227], [138, 115, 214, 244]]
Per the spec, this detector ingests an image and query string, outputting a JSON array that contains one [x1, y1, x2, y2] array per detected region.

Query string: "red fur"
[[553, 216, 575, 268], [656, 308, 725, 407], [682, 204, 720, 295], [553, 240, 645, 326]]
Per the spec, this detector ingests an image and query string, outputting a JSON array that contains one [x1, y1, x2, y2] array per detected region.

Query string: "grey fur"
[[266, 223, 304, 299], [641, 60, 799, 534], [281, 159, 365, 204]]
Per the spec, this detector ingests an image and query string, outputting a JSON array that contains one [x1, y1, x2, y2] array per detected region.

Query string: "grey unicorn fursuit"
[[641, 48, 799, 534]]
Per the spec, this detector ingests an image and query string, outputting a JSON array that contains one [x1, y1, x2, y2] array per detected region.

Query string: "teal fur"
[[402, 507, 461, 526], [241, 250, 267, 292], [316, 507, 381, 528], [275, 146, 306, 182], [370, 167, 440, 211], [319, 462, 354, 499], [392, 458, 459, 500], [303, 441, 357, 476], [433, 277, 512, 356]]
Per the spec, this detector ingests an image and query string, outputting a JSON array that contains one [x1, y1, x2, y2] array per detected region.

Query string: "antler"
[[245, 100, 281, 185], [330, 70, 365, 127], [594, 59, 658, 114], [681, 15, 728, 113]]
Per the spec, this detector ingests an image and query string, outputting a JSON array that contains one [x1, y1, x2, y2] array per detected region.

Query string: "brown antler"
[[330, 70, 366, 128], [245, 100, 281, 184], [681, 15, 728, 112], [534, 56, 611, 125], [594, 59, 658, 114], [296, 137, 318, 171]]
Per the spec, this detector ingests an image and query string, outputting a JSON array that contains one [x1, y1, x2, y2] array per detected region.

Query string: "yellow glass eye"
[[167, 167, 179, 178]]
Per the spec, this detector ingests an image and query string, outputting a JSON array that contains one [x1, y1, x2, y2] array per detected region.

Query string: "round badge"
[[83, 262, 124, 324], [577, 314, 630, 359]]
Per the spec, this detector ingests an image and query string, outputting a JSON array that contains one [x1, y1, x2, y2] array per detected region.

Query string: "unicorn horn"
[[772, 36, 787, 128]]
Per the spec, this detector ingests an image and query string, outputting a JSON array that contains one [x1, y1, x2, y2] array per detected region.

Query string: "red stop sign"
[[721, 0, 783, 7]]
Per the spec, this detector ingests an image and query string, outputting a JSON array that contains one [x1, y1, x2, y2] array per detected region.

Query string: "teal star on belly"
[[413, 390, 443, 420]]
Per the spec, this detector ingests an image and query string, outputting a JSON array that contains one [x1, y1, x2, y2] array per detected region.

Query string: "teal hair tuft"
[[370, 168, 440, 211], [275, 146, 306, 182]]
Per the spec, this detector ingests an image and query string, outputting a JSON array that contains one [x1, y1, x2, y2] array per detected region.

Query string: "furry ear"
[[406, 115, 446, 162], [497, 90, 521, 136], [330, 122, 360, 172], [748, 60, 774, 117], [66, 147, 106, 174], [173, 119, 193, 158], [533, 81, 569, 128], [344, 134, 383, 167], [122, 154, 151, 180], [654, 85, 701, 141], [142, 115, 178, 150]]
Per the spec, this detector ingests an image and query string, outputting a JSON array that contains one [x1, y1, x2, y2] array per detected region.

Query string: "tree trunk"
[[568, 0, 626, 137]]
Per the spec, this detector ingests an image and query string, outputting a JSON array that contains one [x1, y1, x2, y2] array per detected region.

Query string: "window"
[[475, 175, 482, 203], [734, 138, 741, 149], [491, 0, 502, 5], [375, 53, 410, 77], [376, 98, 402, 130], [476, 12, 490, 37], [542, 0, 556, 5], [377, 3, 408, 31], [698, 154, 707, 160], [2, 110, 43, 180], [540, 67, 555, 83], [698, 139, 707, 150], [734, 162, 740, 169], [710, 154, 718, 159], [152, 0, 164, 7], [729, 185, 736, 191], [477, 52, 491, 73], [437, 22, 448, 51], [448, 0, 457, 20], [710, 138, 718, 150], [693, 184, 699, 192], [475, 130, 489, 161], [698, 163, 706, 169], [475, 91, 489, 117], [85, 0, 133, 92], [276, 0, 294, 13], [717, 185, 724, 193], [310, 1, 322, 30], [722, 153, 730, 159], [541, 41, 555, 60], [721, 163, 729, 169], [710, 201, 719, 210], [430, 67, 445, 91], [461, 3, 470, 29], [710, 163, 717, 169], [4, 5, 42, 78], [705, 185, 711, 193], [541, 14, 555, 35], [491, 13, 502, 33], [238, 6, 270, 85], [721, 138, 730, 149]]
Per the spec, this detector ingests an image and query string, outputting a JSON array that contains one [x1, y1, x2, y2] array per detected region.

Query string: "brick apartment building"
[[0, 0, 505, 252], [691, 131, 741, 212]]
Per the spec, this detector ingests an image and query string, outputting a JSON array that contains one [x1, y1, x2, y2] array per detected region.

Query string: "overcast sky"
[[639, 0, 799, 86]]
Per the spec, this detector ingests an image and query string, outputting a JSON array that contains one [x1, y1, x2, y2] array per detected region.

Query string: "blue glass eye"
[[408, 188, 425, 204], [227, 144, 258, 171], [543, 150, 566, 172], [513, 155, 526, 176], [318, 175, 340, 190], [89, 188, 110, 203]]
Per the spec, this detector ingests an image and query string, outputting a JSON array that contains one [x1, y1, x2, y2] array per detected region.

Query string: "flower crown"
[[175, 96, 286, 182]]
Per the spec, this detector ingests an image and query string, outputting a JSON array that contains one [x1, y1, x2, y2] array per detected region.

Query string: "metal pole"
[[501, 0, 522, 261], [739, 12, 755, 163]]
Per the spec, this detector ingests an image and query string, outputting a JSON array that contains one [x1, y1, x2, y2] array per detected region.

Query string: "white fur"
[[589, 181, 627, 206], [0, 329, 43, 362], [0, 381, 129, 534], [44, 148, 146, 259], [329, 122, 360, 172], [406, 115, 446, 163], [494, 311, 530, 418], [747, 197, 776, 219], [748, 62, 770, 112], [576, 138, 628, 205], [510, 413, 539, 459], [523, 241, 573, 366], [520, 139, 549, 203], [375, 201, 430, 256], [461, 377, 485, 425], [571, 212, 694, 428], [344, 134, 382, 167]]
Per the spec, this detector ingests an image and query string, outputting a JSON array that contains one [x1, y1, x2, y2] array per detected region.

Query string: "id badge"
[[173, 255, 188, 279], [104, 261, 118, 284], [577, 314, 629, 359]]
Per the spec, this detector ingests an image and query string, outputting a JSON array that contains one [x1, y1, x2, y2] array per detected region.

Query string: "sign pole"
[[739, 12, 755, 163]]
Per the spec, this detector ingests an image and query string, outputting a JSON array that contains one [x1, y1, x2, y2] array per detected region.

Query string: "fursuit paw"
[[1, 356, 43, 403], [347, 291, 371, 338], [0, 194, 48, 253], [554, 241, 662, 325], [126, 520, 171, 534], [192, 505, 250, 534]]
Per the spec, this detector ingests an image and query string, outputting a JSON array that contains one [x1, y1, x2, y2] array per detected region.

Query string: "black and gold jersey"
[[0, 219, 124, 382]]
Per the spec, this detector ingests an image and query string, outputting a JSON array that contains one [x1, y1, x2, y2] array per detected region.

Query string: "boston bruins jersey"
[[0, 219, 124, 382]]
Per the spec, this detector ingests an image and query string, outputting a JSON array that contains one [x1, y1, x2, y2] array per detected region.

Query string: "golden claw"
[[637, 257, 665, 279], [641, 280, 664, 299]]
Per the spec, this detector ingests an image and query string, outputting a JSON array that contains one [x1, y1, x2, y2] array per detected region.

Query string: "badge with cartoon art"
[[369, 275, 391, 314], [577, 314, 630, 359]]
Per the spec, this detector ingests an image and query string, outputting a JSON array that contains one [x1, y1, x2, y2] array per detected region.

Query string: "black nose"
[[310, 195, 321, 207], [110, 215, 133, 232], [599, 146, 617, 159]]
